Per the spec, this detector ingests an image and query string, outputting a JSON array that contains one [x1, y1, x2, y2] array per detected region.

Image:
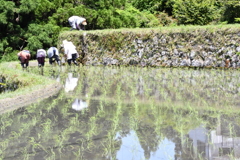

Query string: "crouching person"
[[36, 49, 46, 67], [17, 50, 31, 69], [47, 47, 61, 66], [62, 40, 79, 66]]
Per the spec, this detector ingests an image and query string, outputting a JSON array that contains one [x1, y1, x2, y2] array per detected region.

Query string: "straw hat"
[[82, 21, 87, 25]]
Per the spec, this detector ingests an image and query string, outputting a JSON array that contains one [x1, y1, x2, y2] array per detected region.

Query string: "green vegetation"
[[0, 61, 59, 100], [0, 65, 240, 159], [1, 0, 240, 62]]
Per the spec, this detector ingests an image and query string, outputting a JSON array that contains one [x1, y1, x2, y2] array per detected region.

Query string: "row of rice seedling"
[[1, 65, 240, 159]]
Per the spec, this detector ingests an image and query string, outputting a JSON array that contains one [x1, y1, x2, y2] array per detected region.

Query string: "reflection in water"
[[186, 120, 240, 159], [64, 72, 79, 92], [1, 67, 240, 160], [72, 99, 88, 111], [116, 130, 175, 160]]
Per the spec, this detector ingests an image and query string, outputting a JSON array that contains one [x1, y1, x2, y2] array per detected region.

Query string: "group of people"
[[17, 15, 87, 69], [17, 40, 80, 68], [36, 46, 61, 67]]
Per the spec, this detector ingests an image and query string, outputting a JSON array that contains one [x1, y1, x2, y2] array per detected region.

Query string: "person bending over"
[[47, 47, 61, 66], [62, 40, 79, 66], [36, 49, 46, 67], [17, 50, 31, 68], [68, 16, 87, 31]]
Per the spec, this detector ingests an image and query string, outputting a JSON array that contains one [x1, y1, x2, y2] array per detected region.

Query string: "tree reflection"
[[1, 66, 240, 159]]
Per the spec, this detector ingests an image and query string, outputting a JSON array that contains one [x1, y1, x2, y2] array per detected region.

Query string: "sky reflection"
[[116, 130, 175, 160]]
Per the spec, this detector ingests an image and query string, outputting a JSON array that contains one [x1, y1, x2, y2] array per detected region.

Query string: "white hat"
[[61, 40, 68, 47], [62, 40, 68, 44]]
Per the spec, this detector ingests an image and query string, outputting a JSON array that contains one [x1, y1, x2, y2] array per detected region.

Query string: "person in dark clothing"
[[47, 47, 61, 66], [36, 49, 46, 67]]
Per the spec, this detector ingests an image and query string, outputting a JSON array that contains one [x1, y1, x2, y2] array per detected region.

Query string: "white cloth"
[[72, 99, 88, 111], [64, 73, 78, 92], [47, 47, 59, 58], [62, 41, 78, 60], [68, 16, 86, 29], [36, 49, 46, 58]]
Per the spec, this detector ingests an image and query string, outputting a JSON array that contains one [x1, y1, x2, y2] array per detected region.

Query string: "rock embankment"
[[58, 26, 240, 68]]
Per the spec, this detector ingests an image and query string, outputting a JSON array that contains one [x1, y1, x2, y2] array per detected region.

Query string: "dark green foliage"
[[131, 0, 173, 15], [22, 23, 60, 59], [173, 0, 220, 25], [155, 11, 177, 26], [221, 0, 240, 23]]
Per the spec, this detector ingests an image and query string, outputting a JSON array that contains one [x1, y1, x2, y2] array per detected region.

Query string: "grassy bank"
[[0, 61, 62, 113], [0, 62, 54, 99], [58, 24, 240, 42]]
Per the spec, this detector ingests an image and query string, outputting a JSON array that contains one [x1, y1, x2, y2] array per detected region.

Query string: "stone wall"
[[58, 27, 240, 68]]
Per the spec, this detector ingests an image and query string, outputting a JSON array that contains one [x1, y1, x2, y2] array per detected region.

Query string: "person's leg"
[[55, 56, 61, 66], [72, 53, 78, 66], [39, 57, 44, 67], [19, 56, 25, 68], [57, 60, 61, 66], [67, 59, 71, 66], [42, 57, 45, 66], [49, 57, 53, 65], [37, 58, 41, 67], [25, 59, 29, 68]]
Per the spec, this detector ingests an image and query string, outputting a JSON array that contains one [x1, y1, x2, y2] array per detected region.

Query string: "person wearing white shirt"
[[68, 16, 87, 31], [62, 40, 79, 66]]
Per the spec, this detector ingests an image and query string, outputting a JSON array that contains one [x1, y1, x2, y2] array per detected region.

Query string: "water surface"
[[0, 66, 240, 160]]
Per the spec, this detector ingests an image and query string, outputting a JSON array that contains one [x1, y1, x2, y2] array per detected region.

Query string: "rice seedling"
[[41, 118, 53, 134], [1, 62, 240, 159], [21, 147, 30, 160], [73, 147, 84, 160], [45, 147, 56, 160]]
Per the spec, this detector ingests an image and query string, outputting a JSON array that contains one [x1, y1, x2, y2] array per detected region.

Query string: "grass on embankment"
[[58, 23, 240, 40], [0, 61, 57, 100]]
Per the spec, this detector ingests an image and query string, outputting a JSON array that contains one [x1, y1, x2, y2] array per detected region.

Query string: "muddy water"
[[1, 66, 240, 160]]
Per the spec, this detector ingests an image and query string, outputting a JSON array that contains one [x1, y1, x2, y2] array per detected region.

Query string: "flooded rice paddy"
[[1, 66, 240, 160]]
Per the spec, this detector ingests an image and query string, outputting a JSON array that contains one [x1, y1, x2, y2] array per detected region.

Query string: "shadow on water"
[[1, 66, 240, 160]]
